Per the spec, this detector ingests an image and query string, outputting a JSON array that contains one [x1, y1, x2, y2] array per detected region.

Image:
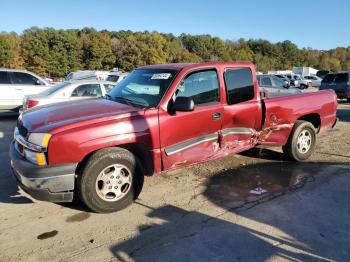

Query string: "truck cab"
[[10, 62, 338, 213]]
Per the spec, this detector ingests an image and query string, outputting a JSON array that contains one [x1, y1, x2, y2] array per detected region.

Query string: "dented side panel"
[[258, 90, 338, 146]]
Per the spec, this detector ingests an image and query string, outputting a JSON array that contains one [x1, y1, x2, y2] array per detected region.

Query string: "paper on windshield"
[[151, 73, 171, 80]]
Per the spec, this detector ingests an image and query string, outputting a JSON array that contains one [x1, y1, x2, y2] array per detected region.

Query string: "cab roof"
[[137, 61, 254, 71]]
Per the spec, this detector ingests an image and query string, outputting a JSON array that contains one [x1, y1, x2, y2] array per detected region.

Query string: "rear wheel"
[[282, 120, 316, 161], [300, 84, 307, 89], [77, 147, 144, 213]]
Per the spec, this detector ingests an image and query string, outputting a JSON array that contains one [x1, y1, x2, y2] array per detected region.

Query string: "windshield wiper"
[[113, 96, 146, 108]]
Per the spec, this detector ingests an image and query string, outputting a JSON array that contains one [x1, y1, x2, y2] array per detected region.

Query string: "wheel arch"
[[297, 113, 321, 133], [75, 142, 154, 178]]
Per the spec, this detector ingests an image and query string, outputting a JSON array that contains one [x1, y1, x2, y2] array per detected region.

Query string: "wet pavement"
[[204, 161, 350, 214]]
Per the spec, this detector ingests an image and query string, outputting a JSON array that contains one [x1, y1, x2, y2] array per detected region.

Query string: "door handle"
[[212, 112, 222, 120]]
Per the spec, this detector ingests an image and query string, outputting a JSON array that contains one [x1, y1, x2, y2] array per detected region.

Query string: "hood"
[[20, 98, 140, 134]]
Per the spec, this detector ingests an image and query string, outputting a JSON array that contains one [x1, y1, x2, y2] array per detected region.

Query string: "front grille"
[[17, 121, 28, 138]]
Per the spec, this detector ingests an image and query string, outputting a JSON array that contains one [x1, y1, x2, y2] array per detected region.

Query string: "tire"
[[300, 84, 307, 89], [282, 120, 316, 161], [77, 147, 144, 213]]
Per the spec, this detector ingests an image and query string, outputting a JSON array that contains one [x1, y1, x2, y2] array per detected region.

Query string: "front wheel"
[[300, 84, 308, 89], [282, 121, 316, 161], [77, 147, 144, 213]]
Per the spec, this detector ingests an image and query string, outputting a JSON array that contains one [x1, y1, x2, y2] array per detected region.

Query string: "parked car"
[[66, 71, 110, 81], [10, 62, 338, 213], [21, 80, 116, 112], [286, 74, 312, 89], [273, 74, 291, 86], [106, 72, 128, 83], [0, 68, 51, 112], [319, 72, 350, 102], [303, 75, 322, 87], [257, 75, 301, 97]]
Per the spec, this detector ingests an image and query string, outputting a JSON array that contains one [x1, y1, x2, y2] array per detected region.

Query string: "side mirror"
[[259, 89, 269, 99], [35, 79, 43, 85], [173, 97, 195, 112]]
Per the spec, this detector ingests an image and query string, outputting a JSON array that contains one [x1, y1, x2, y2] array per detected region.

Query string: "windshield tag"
[[151, 73, 171, 80]]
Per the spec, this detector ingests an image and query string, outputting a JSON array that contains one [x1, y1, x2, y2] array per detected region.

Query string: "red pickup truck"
[[10, 62, 338, 213]]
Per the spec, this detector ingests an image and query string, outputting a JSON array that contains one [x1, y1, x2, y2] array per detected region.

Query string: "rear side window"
[[334, 73, 349, 82], [261, 77, 272, 86], [177, 70, 219, 105], [0, 71, 11, 84], [224, 68, 254, 105], [12, 72, 39, 85], [323, 74, 336, 82], [71, 84, 102, 97]]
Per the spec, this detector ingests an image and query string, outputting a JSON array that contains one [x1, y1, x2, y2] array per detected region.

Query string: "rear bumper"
[[9, 141, 77, 202], [320, 88, 350, 98], [334, 89, 350, 98]]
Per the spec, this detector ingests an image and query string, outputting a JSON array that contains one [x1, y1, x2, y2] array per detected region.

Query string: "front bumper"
[[9, 141, 77, 202]]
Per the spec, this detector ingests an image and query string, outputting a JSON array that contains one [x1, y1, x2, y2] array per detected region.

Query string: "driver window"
[[12, 72, 39, 85], [176, 70, 219, 106], [273, 77, 284, 88]]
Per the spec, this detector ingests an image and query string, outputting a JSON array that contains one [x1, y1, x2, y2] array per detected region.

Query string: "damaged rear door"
[[220, 67, 263, 153]]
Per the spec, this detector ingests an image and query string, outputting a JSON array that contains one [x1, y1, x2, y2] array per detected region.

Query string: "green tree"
[[21, 27, 50, 76], [0, 32, 24, 68], [80, 28, 115, 70]]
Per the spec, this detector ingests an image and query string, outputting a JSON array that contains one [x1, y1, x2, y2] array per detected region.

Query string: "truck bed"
[[260, 90, 337, 146]]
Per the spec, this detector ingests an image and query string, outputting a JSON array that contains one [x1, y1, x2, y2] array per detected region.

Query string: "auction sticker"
[[151, 73, 171, 79]]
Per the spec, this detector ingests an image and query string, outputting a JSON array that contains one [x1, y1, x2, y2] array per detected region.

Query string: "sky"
[[0, 0, 349, 50]]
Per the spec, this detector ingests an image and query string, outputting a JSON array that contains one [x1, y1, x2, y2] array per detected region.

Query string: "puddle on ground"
[[37, 230, 58, 240], [66, 212, 91, 222], [203, 162, 348, 210]]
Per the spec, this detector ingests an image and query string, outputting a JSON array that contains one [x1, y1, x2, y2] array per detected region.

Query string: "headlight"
[[28, 133, 52, 147], [25, 133, 52, 166]]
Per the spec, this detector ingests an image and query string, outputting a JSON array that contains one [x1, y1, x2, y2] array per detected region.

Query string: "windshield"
[[107, 69, 178, 108], [39, 81, 71, 96]]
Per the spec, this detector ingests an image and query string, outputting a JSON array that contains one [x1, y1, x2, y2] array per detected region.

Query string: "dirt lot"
[[0, 101, 349, 262]]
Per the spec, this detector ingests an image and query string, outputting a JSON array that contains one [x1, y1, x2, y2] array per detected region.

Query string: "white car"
[[0, 68, 51, 112], [304, 75, 322, 87], [22, 80, 115, 112], [106, 72, 128, 83], [286, 74, 312, 89], [66, 71, 110, 81]]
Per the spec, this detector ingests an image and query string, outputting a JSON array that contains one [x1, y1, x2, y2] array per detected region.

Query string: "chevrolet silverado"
[[10, 62, 338, 213]]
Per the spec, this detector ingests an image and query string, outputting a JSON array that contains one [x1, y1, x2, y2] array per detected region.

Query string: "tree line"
[[0, 27, 349, 78]]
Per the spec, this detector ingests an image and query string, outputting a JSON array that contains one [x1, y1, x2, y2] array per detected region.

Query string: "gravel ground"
[[0, 99, 349, 262]]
